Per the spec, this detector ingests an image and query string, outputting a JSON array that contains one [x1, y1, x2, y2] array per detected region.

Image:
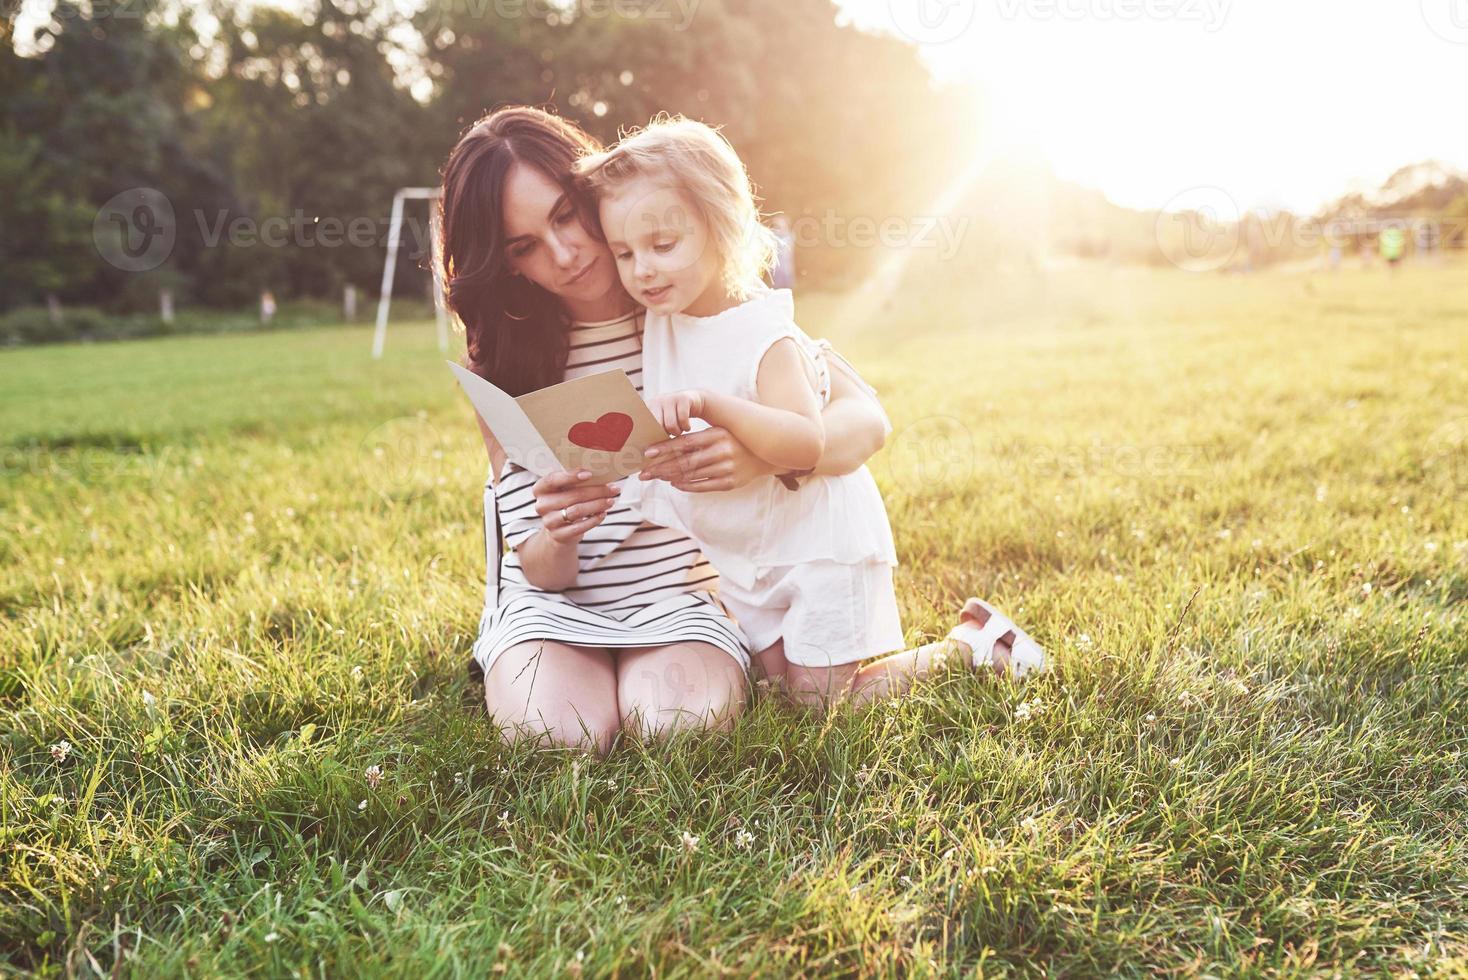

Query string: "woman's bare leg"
[[615, 642, 749, 741], [483, 640, 622, 756]]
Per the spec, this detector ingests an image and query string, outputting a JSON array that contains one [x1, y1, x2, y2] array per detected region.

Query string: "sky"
[[836, 0, 1468, 214]]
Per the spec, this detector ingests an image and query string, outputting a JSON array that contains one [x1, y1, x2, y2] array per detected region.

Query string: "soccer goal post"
[[372, 186, 451, 359]]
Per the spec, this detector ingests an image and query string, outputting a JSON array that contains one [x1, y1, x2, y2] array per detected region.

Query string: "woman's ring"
[[561, 507, 573, 525]]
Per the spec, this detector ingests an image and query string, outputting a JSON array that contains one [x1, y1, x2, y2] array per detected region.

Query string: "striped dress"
[[470, 308, 752, 677]]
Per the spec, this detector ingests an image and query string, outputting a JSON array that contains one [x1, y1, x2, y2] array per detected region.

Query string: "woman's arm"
[[638, 347, 888, 490], [806, 354, 890, 475], [478, 415, 619, 592]]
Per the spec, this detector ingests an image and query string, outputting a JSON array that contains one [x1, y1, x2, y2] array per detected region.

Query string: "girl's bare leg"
[[777, 605, 1018, 712]]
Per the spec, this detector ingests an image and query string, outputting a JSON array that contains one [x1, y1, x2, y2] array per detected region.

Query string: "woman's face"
[[500, 163, 624, 320]]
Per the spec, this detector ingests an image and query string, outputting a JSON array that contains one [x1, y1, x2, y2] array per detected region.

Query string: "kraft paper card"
[[447, 362, 669, 484]]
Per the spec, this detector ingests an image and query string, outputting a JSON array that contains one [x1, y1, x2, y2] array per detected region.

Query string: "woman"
[[439, 107, 1040, 756]]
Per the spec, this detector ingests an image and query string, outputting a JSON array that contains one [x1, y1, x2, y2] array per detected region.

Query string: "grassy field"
[[2, 260, 1466, 976]]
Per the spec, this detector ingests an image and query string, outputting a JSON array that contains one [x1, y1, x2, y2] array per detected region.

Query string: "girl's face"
[[500, 163, 624, 321], [598, 177, 729, 318]]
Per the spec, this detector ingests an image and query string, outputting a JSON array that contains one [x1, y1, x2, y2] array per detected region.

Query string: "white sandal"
[[946, 597, 1047, 680]]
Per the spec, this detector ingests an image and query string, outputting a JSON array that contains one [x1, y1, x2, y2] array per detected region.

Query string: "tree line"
[[0, 0, 972, 336]]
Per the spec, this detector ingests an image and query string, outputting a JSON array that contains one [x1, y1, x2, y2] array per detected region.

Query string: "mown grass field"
[[2, 261, 1466, 976]]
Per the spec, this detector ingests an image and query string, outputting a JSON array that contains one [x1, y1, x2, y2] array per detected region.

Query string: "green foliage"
[[3, 0, 963, 322], [1, 263, 1465, 974]]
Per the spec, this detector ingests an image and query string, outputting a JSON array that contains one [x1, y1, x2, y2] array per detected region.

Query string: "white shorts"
[[716, 561, 905, 668]]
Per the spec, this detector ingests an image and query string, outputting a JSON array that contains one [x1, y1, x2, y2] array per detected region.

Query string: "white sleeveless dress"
[[471, 309, 751, 678], [637, 288, 903, 667]]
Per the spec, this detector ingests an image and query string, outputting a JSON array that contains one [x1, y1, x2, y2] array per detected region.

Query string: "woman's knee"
[[483, 642, 620, 755], [490, 705, 618, 756], [617, 643, 748, 739]]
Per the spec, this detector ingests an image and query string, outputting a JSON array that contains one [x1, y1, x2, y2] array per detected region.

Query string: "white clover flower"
[[1015, 702, 1032, 721], [733, 828, 755, 850], [1076, 633, 1093, 650], [50, 740, 72, 762], [365, 765, 383, 789], [499, 810, 510, 825], [1020, 816, 1040, 834], [357, 799, 368, 812], [1145, 713, 1158, 723], [264, 931, 280, 943], [1169, 757, 1183, 768], [680, 830, 699, 853]]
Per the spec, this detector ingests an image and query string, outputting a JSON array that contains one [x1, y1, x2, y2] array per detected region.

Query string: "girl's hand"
[[647, 389, 707, 436], [531, 469, 621, 545], [639, 425, 775, 492]]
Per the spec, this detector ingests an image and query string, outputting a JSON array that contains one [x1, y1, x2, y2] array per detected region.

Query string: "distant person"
[[769, 213, 797, 290], [1380, 226, 1406, 270]]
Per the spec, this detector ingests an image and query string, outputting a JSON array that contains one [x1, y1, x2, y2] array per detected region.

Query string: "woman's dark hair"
[[438, 106, 605, 395]]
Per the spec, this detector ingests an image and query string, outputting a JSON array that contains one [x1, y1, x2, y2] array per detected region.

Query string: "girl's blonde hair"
[[575, 115, 778, 300]]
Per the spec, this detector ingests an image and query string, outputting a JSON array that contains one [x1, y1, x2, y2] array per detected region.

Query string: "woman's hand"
[[531, 469, 621, 545], [638, 425, 775, 493]]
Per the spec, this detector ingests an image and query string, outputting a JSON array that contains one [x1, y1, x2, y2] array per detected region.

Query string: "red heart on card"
[[567, 412, 634, 452]]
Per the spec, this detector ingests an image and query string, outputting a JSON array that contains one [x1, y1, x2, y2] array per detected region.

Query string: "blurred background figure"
[[1380, 225, 1406, 271], [770, 214, 797, 290]]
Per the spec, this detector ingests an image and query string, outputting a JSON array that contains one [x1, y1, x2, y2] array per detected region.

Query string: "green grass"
[[2, 260, 1466, 976]]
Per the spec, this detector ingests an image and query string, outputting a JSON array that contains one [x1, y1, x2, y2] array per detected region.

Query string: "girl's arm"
[[639, 345, 888, 489], [805, 355, 889, 476], [649, 339, 826, 473]]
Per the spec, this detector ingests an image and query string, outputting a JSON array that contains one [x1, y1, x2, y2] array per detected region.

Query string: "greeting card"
[[447, 362, 669, 484]]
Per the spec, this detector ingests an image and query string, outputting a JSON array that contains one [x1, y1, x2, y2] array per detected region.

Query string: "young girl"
[[575, 117, 1046, 708]]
